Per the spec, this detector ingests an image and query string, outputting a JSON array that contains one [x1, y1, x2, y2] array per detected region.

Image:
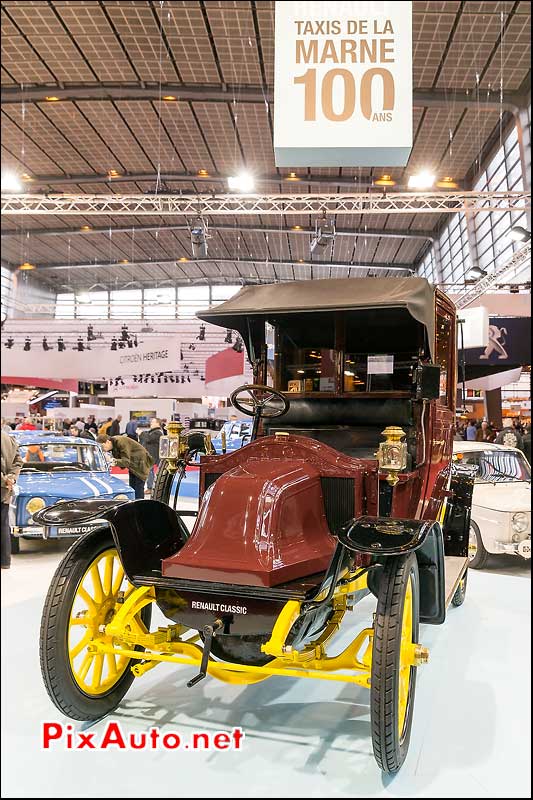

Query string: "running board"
[[444, 556, 468, 608]]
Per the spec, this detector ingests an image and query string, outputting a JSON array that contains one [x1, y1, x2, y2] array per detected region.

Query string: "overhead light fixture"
[[110, 338, 118, 351], [5, 338, 14, 349], [42, 337, 52, 351], [286, 172, 300, 181], [310, 215, 335, 255], [18, 261, 36, 271], [45, 95, 60, 102], [80, 225, 91, 231], [509, 225, 531, 242], [224, 329, 233, 344], [76, 337, 85, 351], [408, 172, 435, 190], [107, 169, 121, 178], [197, 325, 206, 341], [469, 266, 488, 278], [227, 172, 255, 193], [121, 324, 129, 342], [178, 256, 189, 262], [292, 225, 302, 230], [57, 337, 66, 352], [509, 285, 520, 294], [1, 172, 23, 192], [190, 216, 209, 258], [436, 176, 459, 190], [24, 338, 31, 351], [162, 95, 177, 101], [374, 174, 396, 187], [87, 325, 96, 341], [233, 337, 243, 353], [21, 173, 33, 183], [120, 259, 129, 264], [197, 169, 209, 177]]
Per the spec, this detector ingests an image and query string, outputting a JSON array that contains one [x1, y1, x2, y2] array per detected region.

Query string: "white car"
[[452, 441, 531, 568]]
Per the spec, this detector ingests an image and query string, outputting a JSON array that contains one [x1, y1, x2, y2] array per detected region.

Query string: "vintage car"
[[209, 419, 252, 454], [9, 432, 133, 552], [38, 277, 473, 774], [452, 441, 531, 567]]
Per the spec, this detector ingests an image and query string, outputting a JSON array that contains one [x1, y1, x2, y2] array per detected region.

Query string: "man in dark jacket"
[[97, 434, 153, 499], [139, 418, 164, 492], [1, 431, 23, 568], [108, 415, 122, 436]]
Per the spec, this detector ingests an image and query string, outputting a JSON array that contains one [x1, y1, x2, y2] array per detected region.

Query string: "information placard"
[[274, 1, 413, 166]]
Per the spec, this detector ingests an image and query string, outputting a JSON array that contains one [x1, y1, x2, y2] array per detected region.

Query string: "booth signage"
[[274, 0, 413, 166], [0, 337, 181, 381]]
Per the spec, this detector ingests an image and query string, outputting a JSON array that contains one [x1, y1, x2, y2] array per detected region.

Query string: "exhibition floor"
[[1, 540, 530, 799]]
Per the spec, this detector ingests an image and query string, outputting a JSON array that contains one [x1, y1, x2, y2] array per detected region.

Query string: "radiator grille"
[[321, 477, 355, 534]]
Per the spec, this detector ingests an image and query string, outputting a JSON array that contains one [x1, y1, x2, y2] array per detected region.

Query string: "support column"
[[484, 387, 503, 428]]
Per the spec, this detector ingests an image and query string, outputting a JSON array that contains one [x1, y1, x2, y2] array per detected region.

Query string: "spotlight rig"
[[5, 338, 14, 349], [310, 214, 335, 256], [57, 337, 66, 352], [24, 338, 31, 351], [190, 216, 209, 259], [197, 325, 206, 341], [42, 337, 52, 351]]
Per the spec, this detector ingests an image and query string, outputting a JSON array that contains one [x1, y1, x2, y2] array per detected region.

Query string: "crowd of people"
[[455, 416, 531, 458]]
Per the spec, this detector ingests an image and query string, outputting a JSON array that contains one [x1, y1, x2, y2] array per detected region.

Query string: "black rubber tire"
[[468, 520, 488, 569], [371, 552, 420, 774], [152, 459, 178, 505], [39, 528, 151, 721], [10, 534, 20, 555], [451, 568, 468, 606]]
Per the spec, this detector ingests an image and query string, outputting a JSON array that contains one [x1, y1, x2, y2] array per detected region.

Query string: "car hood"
[[473, 480, 531, 512], [15, 471, 130, 499]]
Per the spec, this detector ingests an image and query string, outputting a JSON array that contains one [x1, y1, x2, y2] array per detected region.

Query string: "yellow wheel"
[[40, 530, 152, 720], [371, 552, 420, 773]]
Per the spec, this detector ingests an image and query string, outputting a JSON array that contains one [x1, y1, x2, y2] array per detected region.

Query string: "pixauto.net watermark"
[[42, 721, 244, 752]]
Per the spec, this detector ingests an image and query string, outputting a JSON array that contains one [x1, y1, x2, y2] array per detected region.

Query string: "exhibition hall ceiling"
[[1, 0, 531, 289]]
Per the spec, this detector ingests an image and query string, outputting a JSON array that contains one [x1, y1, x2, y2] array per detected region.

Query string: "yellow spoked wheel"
[[68, 548, 139, 696], [40, 530, 152, 720], [371, 552, 420, 774], [397, 577, 413, 739]]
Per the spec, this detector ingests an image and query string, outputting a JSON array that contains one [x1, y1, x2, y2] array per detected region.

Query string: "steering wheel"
[[230, 384, 290, 419]]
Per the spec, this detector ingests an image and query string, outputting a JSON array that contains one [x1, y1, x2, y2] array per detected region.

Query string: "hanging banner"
[[466, 318, 531, 367], [1, 337, 181, 382], [274, 1, 413, 166]]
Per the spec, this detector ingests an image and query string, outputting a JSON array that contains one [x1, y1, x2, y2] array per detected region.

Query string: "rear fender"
[[443, 468, 475, 557], [338, 516, 438, 556]]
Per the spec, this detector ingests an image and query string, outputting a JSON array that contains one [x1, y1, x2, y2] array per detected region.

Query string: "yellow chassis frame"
[[89, 570, 424, 688]]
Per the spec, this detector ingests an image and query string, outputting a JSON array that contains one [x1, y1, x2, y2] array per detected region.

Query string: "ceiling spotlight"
[[42, 337, 52, 351], [44, 96, 60, 102], [436, 176, 459, 190], [187, 375, 191, 383], [18, 262, 36, 271], [76, 337, 85, 351], [118, 340, 126, 349], [121, 324, 129, 341], [1, 171, 23, 192], [408, 172, 435, 190], [509, 225, 531, 242], [57, 337, 66, 352], [162, 95, 177, 101], [197, 325, 206, 341], [127, 338, 134, 348], [509, 285, 520, 294], [5, 338, 14, 349], [197, 169, 209, 177], [87, 325, 96, 341], [110, 338, 118, 351], [227, 172, 255, 193], [224, 329, 233, 344], [310, 215, 335, 255], [181, 375, 185, 384], [24, 338, 31, 351], [469, 266, 488, 278], [190, 216, 209, 258], [107, 169, 121, 178], [374, 174, 396, 187], [233, 337, 243, 353]]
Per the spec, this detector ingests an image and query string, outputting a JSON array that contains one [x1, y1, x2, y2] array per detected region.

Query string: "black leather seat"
[[264, 397, 415, 460]]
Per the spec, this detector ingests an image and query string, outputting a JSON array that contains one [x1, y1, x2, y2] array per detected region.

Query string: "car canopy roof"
[[199, 277, 437, 359]]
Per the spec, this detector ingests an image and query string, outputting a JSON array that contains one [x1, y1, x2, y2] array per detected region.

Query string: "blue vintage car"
[[9, 432, 134, 551], [210, 420, 252, 454]]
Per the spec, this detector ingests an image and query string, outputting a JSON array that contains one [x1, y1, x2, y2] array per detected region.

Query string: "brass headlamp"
[[159, 421, 187, 463], [377, 426, 408, 487]]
